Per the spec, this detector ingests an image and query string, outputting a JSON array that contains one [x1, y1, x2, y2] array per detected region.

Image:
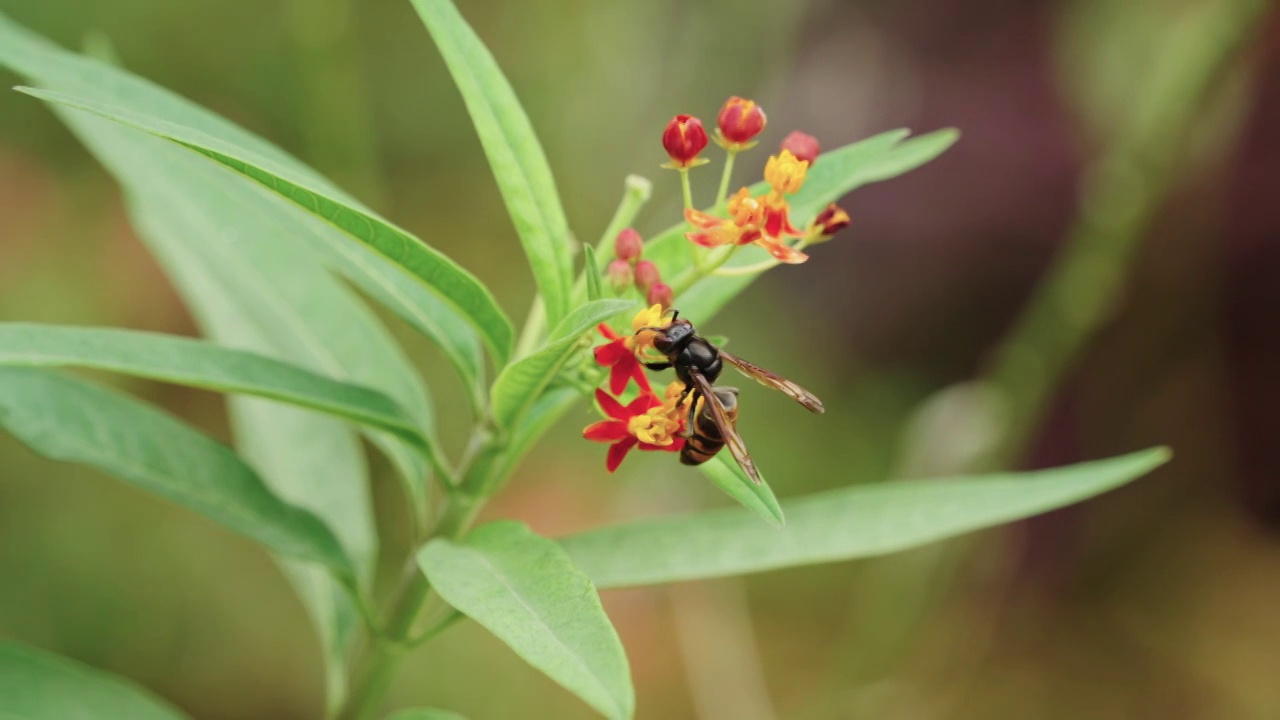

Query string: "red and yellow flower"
[[591, 304, 670, 395], [582, 389, 685, 472], [716, 97, 766, 149]]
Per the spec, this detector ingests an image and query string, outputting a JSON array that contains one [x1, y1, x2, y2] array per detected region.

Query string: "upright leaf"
[[0, 323, 438, 462], [561, 449, 1169, 588], [490, 299, 635, 430], [17, 84, 515, 364], [0, 368, 354, 577], [0, 640, 191, 720], [420, 521, 634, 720], [410, 0, 575, 328], [583, 245, 603, 302]]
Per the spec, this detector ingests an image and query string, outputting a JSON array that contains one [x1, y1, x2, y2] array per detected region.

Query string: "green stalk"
[[716, 149, 738, 209]]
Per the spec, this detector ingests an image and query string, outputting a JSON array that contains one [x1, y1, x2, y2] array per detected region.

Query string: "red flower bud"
[[780, 131, 820, 165], [606, 259, 634, 292], [634, 259, 661, 291], [646, 281, 674, 309], [813, 203, 851, 237], [717, 97, 766, 145], [662, 115, 708, 168], [614, 227, 643, 262]]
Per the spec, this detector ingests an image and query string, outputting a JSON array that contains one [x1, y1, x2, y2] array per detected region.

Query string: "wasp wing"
[[688, 369, 761, 484], [719, 350, 825, 414]]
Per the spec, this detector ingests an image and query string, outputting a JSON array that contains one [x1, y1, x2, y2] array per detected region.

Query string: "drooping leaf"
[[410, 0, 575, 329], [386, 709, 469, 720], [649, 128, 960, 321], [0, 640, 191, 720], [16, 83, 514, 365], [420, 521, 633, 720], [490, 299, 635, 430], [561, 448, 1169, 588], [698, 454, 785, 528], [0, 323, 439, 463], [583, 245, 603, 302], [0, 15, 424, 710], [0, 368, 354, 577]]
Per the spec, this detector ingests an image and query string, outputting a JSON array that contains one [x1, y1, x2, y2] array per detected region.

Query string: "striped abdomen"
[[680, 388, 739, 466]]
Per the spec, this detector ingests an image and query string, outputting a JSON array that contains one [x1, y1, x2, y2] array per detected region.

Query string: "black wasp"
[[637, 310, 824, 483]]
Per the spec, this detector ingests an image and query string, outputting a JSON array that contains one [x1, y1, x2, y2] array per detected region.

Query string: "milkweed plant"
[[0, 1, 1170, 718]]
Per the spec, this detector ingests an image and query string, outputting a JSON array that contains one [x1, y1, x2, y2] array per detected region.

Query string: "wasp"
[[638, 311, 824, 483]]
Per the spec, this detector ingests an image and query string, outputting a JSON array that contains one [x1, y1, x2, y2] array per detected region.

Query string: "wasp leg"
[[643, 361, 673, 371]]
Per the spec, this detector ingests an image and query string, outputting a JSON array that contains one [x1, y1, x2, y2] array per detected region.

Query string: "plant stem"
[[716, 150, 737, 209], [678, 168, 693, 211], [978, 0, 1268, 470]]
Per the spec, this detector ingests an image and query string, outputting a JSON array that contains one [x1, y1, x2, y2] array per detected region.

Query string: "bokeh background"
[[2, 0, 1279, 718]]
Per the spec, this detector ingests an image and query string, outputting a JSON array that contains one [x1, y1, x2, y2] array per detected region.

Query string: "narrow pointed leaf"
[[698, 454, 785, 528], [0, 323, 439, 462], [420, 521, 634, 720], [490, 299, 635, 430], [649, 128, 960, 321], [562, 448, 1169, 588], [0, 640, 191, 720], [0, 368, 354, 577], [0, 13, 487, 393], [410, 0, 575, 328], [583, 245, 603, 302], [14, 84, 515, 364]]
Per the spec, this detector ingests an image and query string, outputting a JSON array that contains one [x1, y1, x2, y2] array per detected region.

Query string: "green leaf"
[[698, 454, 785, 528], [420, 521, 633, 720], [0, 15, 416, 709], [14, 84, 515, 365], [562, 448, 1169, 588], [490, 299, 635, 430], [0, 640, 191, 720], [0, 323, 439, 464], [650, 128, 960, 321], [386, 709, 469, 720], [410, 0, 575, 329], [583, 245, 603, 302], [0, 368, 354, 578]]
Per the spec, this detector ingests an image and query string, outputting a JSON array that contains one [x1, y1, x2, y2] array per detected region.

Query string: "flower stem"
[[678, 168, 693, 212], [716, 150, 737, 209]]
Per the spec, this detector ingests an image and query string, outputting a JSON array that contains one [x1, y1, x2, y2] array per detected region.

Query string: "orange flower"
[[683, 188, 808, 264], [582, 389, 685, 472]]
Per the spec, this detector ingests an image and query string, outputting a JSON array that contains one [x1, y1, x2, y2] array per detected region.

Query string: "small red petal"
[[594, 339, 629, 366], [686, 231, 722, 248], [596, 323, 622, 341], [584, 419, 629, 442], [625, 392, 663, 415], [628, 361, 654, 394], [757, 238, 809, 264], [595, 389, 631, 421], [609, 362, 634, 396], [606, 437, 638, 472]]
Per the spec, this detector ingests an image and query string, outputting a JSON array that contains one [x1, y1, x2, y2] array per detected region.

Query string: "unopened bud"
[[780, 131, 820, 165], [647, 281, 674, 309], [614, 227, 643, 262], [717, 96, 766, 146], [662, 115, 709, 168], [634, 260, 661, 291], [606, 259, 634, 292]]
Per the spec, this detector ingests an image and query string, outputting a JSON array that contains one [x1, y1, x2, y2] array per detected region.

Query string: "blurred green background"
[[2, 0, 1279, 718]]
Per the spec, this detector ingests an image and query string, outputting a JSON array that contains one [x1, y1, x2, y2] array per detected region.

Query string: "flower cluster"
[[582, 97, 853, 472], [583, 306, 690, 472], [660, 97, 852, 267]]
